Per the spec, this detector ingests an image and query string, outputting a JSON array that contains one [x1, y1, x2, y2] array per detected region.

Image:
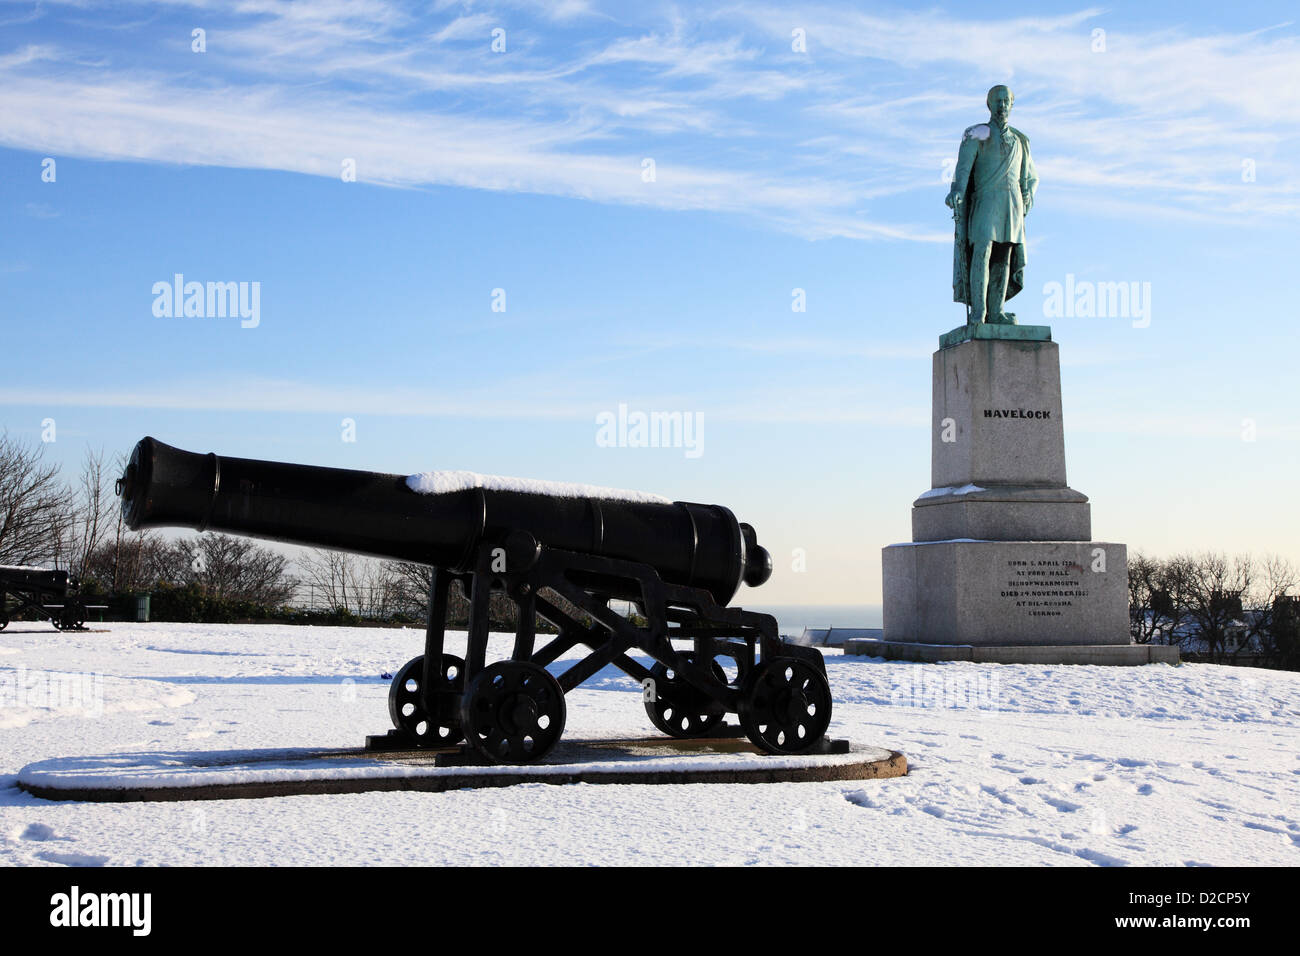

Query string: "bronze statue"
[[946, 85, 1038, 325]]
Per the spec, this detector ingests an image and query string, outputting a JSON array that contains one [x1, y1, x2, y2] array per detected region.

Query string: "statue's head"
[[986, 85, 1013, 124]]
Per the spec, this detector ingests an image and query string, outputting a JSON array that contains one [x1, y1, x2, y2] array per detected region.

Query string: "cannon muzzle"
[[118, 437, 771, 605]]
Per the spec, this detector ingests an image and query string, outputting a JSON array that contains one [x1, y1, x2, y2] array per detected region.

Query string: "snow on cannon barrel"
[[117, 437, 834, 765]]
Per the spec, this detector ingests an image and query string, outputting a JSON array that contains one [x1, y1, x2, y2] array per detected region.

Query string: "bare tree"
[[140, 536, 189, 588], [1241, 554, 1299, 664], [176, 534, 294, 606], [1262, 592, 1300, 670], [1129, 552, 1195, 646], [65, 447, 115, 580], [1132, 552, 1298, 666], [83, 529, 158, 592], [356, 560, 405, 618], [0, 432, 74, 567], [1155, 555, 1194, 648], [296, 551, 411, 617], [297, 548, 363, 613], [1182, 552, 1253, 663], [389, 561, 433, 617], [1128, 552, 1162, 644]]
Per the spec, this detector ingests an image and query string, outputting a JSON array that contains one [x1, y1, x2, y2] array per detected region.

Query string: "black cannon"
[[117, 437, 833, 764], [0, 566, 102, 631]]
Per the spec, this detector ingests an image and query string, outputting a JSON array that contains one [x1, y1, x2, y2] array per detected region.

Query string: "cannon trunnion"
[[119, 437, 834, 764]]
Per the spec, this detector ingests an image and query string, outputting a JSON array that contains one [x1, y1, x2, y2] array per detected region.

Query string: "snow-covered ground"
[[1, 622, 1297, 866]]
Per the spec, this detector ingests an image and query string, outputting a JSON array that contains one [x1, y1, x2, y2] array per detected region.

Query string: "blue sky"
[[2, 0, 1298, 606]]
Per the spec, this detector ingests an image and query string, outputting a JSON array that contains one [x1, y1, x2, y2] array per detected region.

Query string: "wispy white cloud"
[[618, 333, 933, 361], [431, 13, 496, 44], [732, 5, 1300, 218], [1, 1, 1296, 238], [11, 374, 1293, 438]]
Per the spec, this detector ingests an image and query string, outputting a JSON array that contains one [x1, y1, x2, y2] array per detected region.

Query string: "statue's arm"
[[946, 134, 980, 211], [1021, 136, 1038, 213]]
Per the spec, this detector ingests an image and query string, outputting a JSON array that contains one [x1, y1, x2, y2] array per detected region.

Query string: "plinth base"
[[938, 322, 1052, 350], [17, 734, 906, 803], [842, 638, 1178, 666]]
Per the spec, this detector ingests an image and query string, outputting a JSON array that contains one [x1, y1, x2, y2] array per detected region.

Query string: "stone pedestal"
[[869, 324, 1162, 664], [930, 330, 1067, 488], [882, 540, 1129, 646]]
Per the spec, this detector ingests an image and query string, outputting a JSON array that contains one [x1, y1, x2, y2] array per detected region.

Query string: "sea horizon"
[[745, 604, 883, 638]]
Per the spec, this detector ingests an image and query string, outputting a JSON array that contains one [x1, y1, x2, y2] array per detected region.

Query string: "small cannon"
[[0, 566, 102, 631], [117, 437, 833, 764]]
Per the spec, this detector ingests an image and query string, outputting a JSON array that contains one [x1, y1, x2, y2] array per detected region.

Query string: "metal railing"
[[287, 582, 419, 619]]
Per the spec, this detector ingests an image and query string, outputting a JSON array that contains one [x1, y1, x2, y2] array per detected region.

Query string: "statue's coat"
[[952, 122, 1038, 306]]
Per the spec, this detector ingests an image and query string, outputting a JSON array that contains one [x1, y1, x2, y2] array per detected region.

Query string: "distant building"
[[1138, 610, 1270, 665]]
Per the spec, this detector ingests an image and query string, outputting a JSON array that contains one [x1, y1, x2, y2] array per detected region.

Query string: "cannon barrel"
[[118, 437, 772, 606]]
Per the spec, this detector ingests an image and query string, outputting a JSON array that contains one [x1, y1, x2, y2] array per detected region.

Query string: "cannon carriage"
[[118, 437, 834, 764]]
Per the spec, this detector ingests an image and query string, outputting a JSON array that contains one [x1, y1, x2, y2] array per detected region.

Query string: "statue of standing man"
[[946, 85, 1038, 325]]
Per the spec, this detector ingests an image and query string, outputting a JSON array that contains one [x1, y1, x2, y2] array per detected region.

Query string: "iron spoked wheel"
[[644, 653, 728, 738], [460, 661, 566, 764], [738, 657, 832, 755], [61, 604, 86, 632], [388, 654, 466, 748]]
